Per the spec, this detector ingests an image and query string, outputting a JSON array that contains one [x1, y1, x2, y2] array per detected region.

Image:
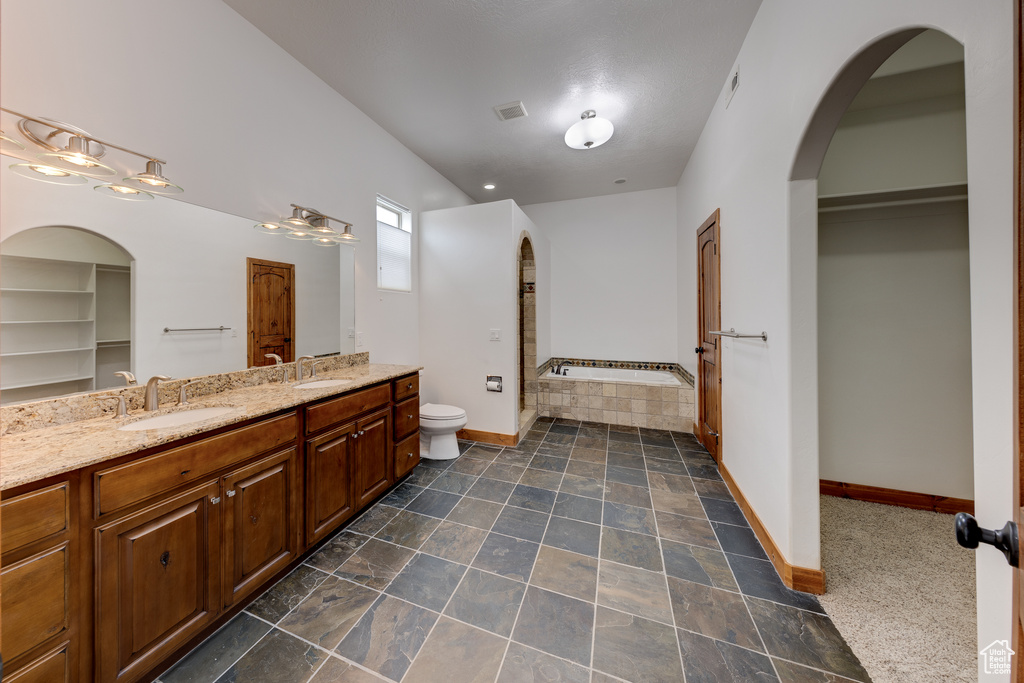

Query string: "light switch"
[[489, 329, 501, 341]]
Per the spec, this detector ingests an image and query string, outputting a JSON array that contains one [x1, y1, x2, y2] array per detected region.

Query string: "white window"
[[376, 195, 412, 292]]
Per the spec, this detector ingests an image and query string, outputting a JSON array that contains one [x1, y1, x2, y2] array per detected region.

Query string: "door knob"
[[954, 513, 1019, 567], [695, 347, 704, 354]]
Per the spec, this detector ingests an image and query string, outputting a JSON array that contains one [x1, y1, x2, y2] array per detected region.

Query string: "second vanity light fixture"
[[564, 110, 614, 149], [1, 108, 184, 201], [254, 204, 359, 247]]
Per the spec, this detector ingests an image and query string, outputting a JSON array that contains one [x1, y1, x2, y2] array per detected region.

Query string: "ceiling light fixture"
[[254, 204, 358, 246], [2, 107, 185, 196], [564, 110, 614, 150], [483, 184, 495, 190]]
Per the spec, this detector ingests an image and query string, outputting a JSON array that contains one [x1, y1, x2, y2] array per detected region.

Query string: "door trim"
[[1014, 0, 1022, 676], [696, 209, 723, 461], [246, 258, 296, 368]]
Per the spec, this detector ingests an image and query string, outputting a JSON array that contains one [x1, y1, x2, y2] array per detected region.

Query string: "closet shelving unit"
[[1, 254, 131, 405]]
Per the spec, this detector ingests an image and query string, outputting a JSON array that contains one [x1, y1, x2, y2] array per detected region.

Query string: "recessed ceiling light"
[[614, 178, 627, 184], [483, 184, 495, 190]]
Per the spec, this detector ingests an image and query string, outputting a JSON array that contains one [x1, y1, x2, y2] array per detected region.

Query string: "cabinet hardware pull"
[[180, 469, 190, 477], [211, 496, 221, 504], [407, 382, 413, 389], [359, 430, 365, 435], [226, 490, 236, 497], [407, 452, 413, 458]]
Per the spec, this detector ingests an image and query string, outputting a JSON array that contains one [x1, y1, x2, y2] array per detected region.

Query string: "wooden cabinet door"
[[222, 447, 300, 608], [305, 423, 356, 546], [354, 408, 392, 508], [1, 543, 70, 670], [95, 481, 221, 683]]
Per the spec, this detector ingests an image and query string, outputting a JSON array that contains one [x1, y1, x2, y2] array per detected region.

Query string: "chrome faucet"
[[144, 375, 172, 411], [295, 356, 314, 381], [265, 353, 283, 365], [114, 371, 137, 386]]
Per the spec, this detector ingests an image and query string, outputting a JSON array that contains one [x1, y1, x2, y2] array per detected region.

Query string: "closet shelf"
[[1, 347, 94, 358], [1, 319, 95, 324], [0, 288, 94, 295], [1, 375, 94, 391], [97, 340, 131, 348]]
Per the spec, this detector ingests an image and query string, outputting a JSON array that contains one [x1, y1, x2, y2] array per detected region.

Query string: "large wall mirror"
[[0, 164, 356, 405]]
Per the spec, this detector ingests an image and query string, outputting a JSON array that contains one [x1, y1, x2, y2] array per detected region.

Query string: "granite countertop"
[[0, 363, 421, 491]]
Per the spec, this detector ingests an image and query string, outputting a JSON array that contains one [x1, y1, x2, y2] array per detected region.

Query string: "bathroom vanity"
[[0, 363, 421, 683]]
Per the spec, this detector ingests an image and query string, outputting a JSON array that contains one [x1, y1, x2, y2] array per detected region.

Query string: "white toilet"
[[419, 403, 467, 460]]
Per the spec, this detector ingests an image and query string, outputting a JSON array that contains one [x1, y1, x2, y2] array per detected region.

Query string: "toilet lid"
[[420, 403, 466, 420]]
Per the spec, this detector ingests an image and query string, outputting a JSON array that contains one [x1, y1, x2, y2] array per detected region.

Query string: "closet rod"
[[163, 326, 230, 333], [709, 328, 768, 342]]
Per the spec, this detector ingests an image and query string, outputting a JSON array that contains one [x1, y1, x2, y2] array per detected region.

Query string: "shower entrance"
[[517, 235, 537, 431]]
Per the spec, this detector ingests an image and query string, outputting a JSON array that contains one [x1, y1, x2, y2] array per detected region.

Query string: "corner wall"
[[674, 0, 1014, 671], [522, 187, 678, 363]]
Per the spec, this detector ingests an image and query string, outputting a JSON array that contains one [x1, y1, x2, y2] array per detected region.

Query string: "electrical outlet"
[[348, 328, 355, 338], [231, 328, 237, 338], [489, 329, 501, 341], [725, 65, 740, 108], [356, 332, 365, 348]]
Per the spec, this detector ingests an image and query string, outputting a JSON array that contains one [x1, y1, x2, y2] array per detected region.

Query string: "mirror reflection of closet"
[[1, 226, 132, 405]]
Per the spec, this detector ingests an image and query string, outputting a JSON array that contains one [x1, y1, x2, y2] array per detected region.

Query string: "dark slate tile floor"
[[157, 418, 870, 683]]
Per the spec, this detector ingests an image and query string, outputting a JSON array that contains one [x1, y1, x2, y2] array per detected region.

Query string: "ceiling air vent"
[[494, 101, 528, 121]]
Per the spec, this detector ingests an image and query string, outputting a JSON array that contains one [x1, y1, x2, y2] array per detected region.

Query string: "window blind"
[[376, 196, 412, 292]]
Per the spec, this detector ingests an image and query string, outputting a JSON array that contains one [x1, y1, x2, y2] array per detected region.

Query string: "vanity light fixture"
[[0, 130, 24, 151], [255, 204, 358, 246], [564, 110, 614, 150], [1, 107, 185, 196], [10, 162, 89, 185], [94, 183, 154, 201]]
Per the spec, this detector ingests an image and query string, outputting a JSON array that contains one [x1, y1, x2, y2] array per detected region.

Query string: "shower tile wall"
[[538, 379, 694, 433]]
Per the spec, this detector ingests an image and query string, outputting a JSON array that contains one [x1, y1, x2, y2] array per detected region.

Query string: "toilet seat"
[[420, 403, 467, 420]]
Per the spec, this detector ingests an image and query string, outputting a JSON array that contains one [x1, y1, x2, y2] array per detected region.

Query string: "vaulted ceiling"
[[222, 0, 762, 205]]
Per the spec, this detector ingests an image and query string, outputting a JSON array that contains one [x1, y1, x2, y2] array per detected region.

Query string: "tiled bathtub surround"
[[156, 419, 868, 683], [0, 352, 370, 435], [538, 359, 694, 432], [544, 357, 695, 386]]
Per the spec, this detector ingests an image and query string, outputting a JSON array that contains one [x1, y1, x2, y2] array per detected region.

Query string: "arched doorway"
[[792, 29, 977, 680], [517, 234, 537, 431], [1, 226, 133, 404]]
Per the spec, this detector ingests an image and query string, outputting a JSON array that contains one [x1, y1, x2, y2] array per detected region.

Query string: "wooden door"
[[222, 447, 299, 608], [306, 423, 356, 546], [247, 258, 295, 367], [95, 481, 221, 683], [696, 210, 723, 461], [354, 408, 392, 508]]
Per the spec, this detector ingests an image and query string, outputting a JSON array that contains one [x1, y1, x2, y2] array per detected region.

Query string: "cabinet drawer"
[[394, 396, 419, 441], [1, 543, 69, 664], [5, 642, 69, 683], [95, 412, 298, 517], [2, 482, 69, 553], [394, 432, 420, 480], [306, 384, 390, 435], [393, 374, 419, 402]]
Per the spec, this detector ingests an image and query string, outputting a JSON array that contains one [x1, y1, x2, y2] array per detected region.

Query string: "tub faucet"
[[555, 362, 568, 376], [296, 355, 315, 381], [144, 375, 172, 411]]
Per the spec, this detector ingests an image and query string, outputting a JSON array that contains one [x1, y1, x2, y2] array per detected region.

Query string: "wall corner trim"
[[719, 462, 827, 595]]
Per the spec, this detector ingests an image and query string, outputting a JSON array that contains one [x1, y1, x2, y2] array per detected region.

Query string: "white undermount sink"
[[118, 406, 237, 431], [291, 379, 353, 390]]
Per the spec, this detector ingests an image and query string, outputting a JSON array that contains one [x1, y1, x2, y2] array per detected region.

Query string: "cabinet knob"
[[359, 430, 365, 435], [226, 490, 236, 497], [407, 452, 414, 459], [211, 496, 221, 505], [407, 382, 413, 389]]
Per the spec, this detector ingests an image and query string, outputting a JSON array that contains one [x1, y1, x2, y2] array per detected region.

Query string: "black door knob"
[[695, 347, 704, 354], [954, 513, 1019, 567]]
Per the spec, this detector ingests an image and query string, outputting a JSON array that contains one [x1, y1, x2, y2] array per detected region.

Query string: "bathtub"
[[545, 366, 682, 386]]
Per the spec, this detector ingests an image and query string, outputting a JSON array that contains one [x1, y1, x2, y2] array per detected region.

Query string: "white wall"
[[674, 1, 1014, 673], [419, 200, 547, 436], [0, 0, 473, 368], [819, 98, 967, 195], [818, 201, 973, 499], [522, 188, 678, 362], [0, 168, 341, 380]]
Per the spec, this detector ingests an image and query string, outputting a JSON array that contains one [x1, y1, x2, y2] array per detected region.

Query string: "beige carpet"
[[818, 496, 977, 683]]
